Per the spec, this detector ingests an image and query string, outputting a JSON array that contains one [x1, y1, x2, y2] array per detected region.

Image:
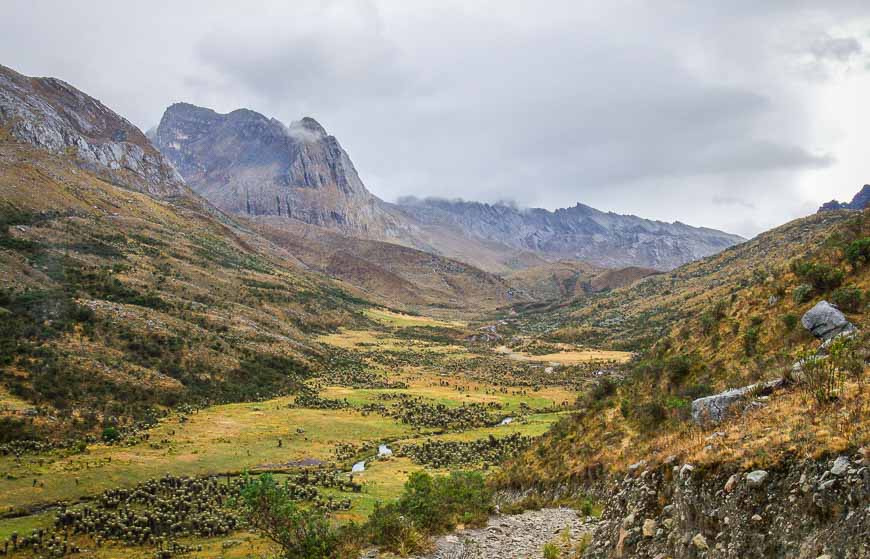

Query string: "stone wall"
[[584, 453, 868, 559]]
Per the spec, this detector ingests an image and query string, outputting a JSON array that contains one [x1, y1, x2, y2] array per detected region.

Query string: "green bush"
[[543, 542, 560, 559], [791, 261, 844, 292], [792, 284, 813, 304], [366, 471, 493, 553], [101, 426, 121, 443], [830, 286, 864, 313], [239, 474, 339, 559], [845, 238, 870, 267], [781, 313, 798, 332]]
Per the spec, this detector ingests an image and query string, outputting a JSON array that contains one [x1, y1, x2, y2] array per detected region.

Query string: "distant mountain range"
[[818, 185, 870, 212], [154, 103, 744, 270]]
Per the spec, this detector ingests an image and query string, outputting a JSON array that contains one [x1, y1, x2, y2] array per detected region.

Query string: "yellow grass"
[[494, 345, 632, 365], [364, 308, 466, 328]]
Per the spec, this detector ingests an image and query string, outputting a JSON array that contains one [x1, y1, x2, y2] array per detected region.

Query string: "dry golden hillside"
[[0, 138, 373, 438], [500, 208, 870, 487]]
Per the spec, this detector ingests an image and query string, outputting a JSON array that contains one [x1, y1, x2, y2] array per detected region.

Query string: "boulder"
[[691, 378, 783, 426], [746, 470, 768, 488], [801, 301, 856, 341]]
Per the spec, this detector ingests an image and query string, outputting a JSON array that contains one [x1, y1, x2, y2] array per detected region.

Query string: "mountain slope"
[[397, 197, 745, 270], [500, 206, 868, 488], [248, 217, 524, 314], [0, 64, 186, 198]]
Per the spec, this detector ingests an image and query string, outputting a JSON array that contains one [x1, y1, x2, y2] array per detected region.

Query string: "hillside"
[[500, 206, 869, 487], [248, 217, 524, 315], [0, 68, 377, 439], [503, 260, 660, 302]]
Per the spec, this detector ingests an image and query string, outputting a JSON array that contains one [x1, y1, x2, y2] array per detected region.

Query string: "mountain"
[[154, 103, 744, 271], [153, 102, 415, 239], [0, 64, 186, 198], [396, 197, 745, 270], [818, 184, 870, 212]]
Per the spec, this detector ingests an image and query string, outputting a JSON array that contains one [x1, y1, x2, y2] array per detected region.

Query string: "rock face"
[[396, 197, 745, 270], [818, 185, 870, 212], [0, 64, 185, 198], [583, 455, 869, 558], [154, 103, 413, 239], [801, 301, 856, 340]]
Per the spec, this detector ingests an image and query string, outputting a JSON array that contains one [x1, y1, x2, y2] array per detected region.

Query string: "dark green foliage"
[[781, 313, 799, 332], [366, 471, 493, 553], [239, 474, 339, 559], [830, 286, 864, 313], [0, 417, 40, 444], [845, 238, 870, 268], [791, 260, 844, 292], [101, 426, 121, 443]]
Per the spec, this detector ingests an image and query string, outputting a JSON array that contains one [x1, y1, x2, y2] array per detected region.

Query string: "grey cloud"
[[808, 34, 862, 62]]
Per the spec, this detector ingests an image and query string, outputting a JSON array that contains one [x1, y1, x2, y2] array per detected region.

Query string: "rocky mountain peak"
[[153, 102, 412, 236], [818, 184, 870, 212], [0, 64, 186, 197]]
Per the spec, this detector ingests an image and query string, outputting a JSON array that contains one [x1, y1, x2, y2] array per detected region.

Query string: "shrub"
[[830, 286, 864, 313], [791, 261, 844, 291], [845, 238, 870, 267], [101, 426, 121, 443], [781, 313, 798, 332], [543, 542, 560, 559], [366, 471, 493, 553], [792, 284, 813, 304], [238, 474, 338, 559]]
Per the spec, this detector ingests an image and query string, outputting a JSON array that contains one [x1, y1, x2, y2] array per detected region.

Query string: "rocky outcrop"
[[584, 453, 869, 558], [0, 64, 186, 198], [396, 198, 745, 270], [153, 103, 416, 240], [690, 378, 784, 426], [802, 301, 857, 340], [818, 185, 870, 212]]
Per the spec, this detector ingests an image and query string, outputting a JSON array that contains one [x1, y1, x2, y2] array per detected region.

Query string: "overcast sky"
[[3, 1, 870, 237]]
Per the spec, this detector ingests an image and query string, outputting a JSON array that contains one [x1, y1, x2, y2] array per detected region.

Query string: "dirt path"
[[417, 507, 596, 558]]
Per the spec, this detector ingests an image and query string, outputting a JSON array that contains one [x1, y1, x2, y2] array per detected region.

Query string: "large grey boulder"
[[801, 301, 856, 340], [691, 378, 783, 426]]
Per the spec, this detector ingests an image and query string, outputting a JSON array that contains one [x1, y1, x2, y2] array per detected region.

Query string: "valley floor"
[[0, 309, 625, 558]]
